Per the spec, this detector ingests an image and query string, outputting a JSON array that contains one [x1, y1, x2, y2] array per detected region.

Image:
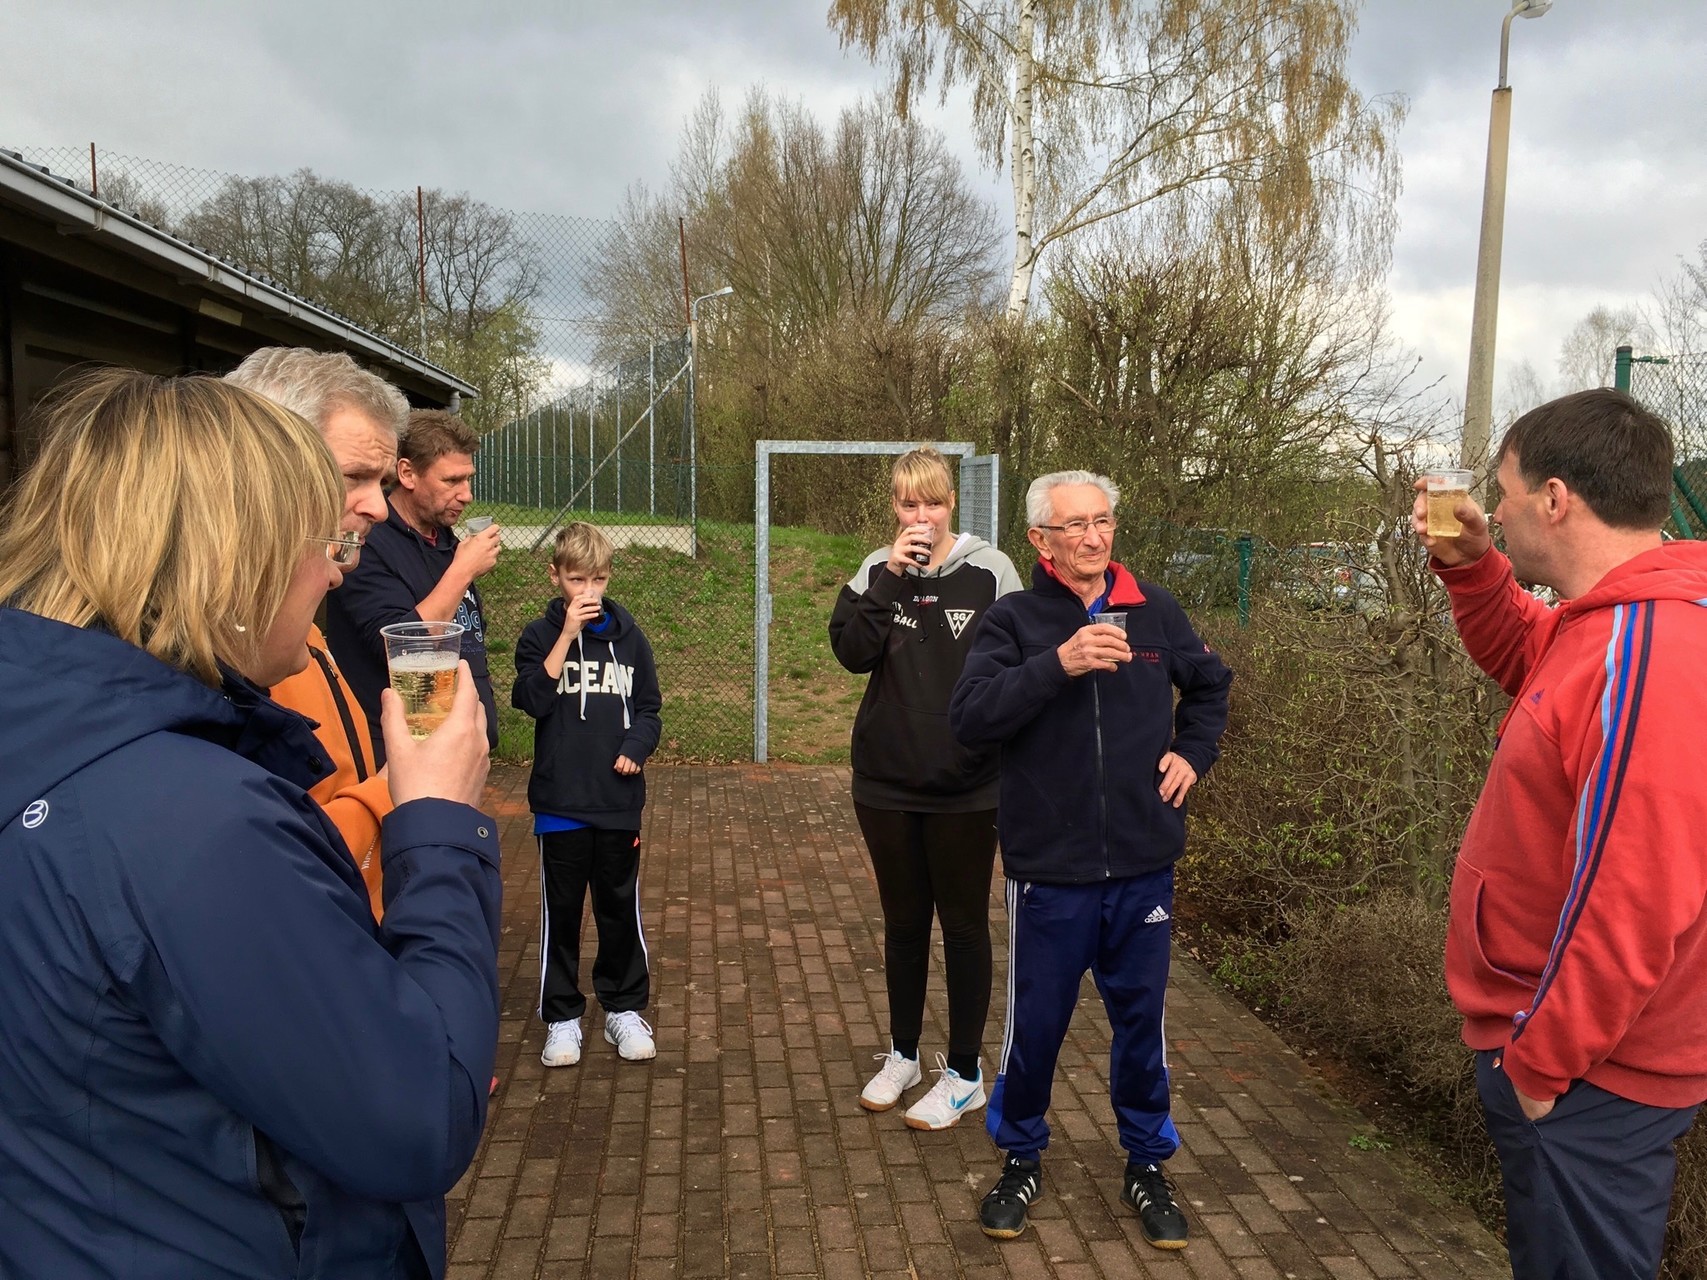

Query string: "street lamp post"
[[686, 286, 734, 547], [1461, 0, 1552, 489]]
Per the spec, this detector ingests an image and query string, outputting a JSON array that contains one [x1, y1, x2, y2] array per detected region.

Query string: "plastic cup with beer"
[[1099, 611, 1128, 633], [1424, 469, 1476, 538], [381, 621, 465, 739]]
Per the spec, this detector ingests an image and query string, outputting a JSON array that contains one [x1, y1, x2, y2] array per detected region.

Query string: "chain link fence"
[[1619, 346, 1707, 539], [7, 143, 756, 760], [7, 144, 616, 431]]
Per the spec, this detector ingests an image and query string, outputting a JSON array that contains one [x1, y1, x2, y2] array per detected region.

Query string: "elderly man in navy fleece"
[[950, 468, 1231, 1250]]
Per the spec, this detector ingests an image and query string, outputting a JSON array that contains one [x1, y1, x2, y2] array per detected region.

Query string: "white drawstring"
[[610, 639, 631, 729], [553, 626, 627, 728]]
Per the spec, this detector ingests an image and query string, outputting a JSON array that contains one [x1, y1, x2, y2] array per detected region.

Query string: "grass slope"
[[477, 515, 869, 764]]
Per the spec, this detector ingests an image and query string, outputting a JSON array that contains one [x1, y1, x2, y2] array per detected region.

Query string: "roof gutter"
[[0, 149, 477, 401]]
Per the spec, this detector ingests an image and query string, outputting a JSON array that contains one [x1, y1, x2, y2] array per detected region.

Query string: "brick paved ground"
[[450, 764, 1507, 1279]]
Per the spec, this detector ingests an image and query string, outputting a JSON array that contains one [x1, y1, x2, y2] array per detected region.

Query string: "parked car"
[[1286, 542, 1380, 613]]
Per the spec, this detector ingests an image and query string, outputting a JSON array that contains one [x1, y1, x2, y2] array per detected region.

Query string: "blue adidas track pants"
[[987, 867, 1180, 1163]]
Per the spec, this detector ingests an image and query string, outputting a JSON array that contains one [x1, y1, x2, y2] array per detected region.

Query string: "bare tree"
[[1556, 304, 1651, 392], [582, 88, 999, 360], [829, 0, 1403, 323], [178, 167, 547, 428], [1496, 358, 1550, 432], [95, 171, 172, 230]]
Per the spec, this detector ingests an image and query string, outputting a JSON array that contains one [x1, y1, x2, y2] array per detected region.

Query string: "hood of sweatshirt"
[[847, 533, 1000, 589], [0, 608, 330, 828], [1564, 540, 1707, 614]]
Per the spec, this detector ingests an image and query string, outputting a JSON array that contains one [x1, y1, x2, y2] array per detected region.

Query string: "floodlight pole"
[[1461, 0, 1551, 498]]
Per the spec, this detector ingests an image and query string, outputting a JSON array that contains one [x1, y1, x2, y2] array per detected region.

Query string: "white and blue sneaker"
[[904, 1055, 985, 1131]]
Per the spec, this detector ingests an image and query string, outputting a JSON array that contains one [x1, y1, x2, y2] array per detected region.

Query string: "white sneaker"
[[904, 1055, 986, 1131], [541, 1018, 583, 1067], [604, 1011, 657, 1061], [859, 1049, 922, 1112]]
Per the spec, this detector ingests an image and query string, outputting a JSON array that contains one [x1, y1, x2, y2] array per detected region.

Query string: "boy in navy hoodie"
[[513, 523, 663, 1066]]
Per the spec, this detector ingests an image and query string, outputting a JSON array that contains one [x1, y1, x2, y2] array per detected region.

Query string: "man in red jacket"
[[1417, 388, 1707, 1279]]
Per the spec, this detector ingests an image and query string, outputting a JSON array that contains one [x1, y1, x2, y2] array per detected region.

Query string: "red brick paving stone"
[[447, 765, 1507, 1278]]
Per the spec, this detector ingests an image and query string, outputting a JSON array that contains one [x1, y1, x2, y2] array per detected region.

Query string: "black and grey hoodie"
[[828, 533, 1023, 812], [512, 595, 663, 829]]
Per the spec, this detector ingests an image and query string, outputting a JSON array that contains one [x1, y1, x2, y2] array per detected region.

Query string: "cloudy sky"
[[4, 0, 1703, 411]]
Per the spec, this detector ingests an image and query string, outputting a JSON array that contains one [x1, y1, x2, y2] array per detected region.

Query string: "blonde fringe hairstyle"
[[891, 447, 954, 506], [0, 368, 343, 686], [552, 521, 614, 576]]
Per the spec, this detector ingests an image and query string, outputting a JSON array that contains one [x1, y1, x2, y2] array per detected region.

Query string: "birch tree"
[[829, 0, 1403, 323]]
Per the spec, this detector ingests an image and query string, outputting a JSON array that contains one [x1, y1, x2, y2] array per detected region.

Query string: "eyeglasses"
[[1035, 516, 1117, 540], [309, 532, 364, 569]]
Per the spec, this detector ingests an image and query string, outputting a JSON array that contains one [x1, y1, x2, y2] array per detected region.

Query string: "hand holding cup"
[[561, 589, 603, 639], [1412, 474, 1492, 568], [887, 523, 935, 575], [454, 522, 502, 579], [1058, 621, 1132, 677], [382, 658, 490, 809]]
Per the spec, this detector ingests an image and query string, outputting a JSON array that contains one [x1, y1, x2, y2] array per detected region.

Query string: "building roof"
[[0, 148, 477, 402]]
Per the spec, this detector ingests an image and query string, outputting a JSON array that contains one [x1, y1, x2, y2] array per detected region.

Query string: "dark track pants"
[[988, 867, 1180, 1163], [538, 828, 649, 1023], [853, 804, 997, 1061], [1477, 1050, 1698, 1279]]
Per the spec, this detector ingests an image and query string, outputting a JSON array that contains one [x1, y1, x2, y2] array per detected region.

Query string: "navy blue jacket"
[[0, 608, 501, 1279], [512, 595, 664, 829], [325, 500, 500, 760], [949, 560, 1232, 884]]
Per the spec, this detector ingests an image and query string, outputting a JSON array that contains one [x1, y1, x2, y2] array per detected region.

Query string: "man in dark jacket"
[[327, 409, 502, 761], [950, 469, 1232, 1249]]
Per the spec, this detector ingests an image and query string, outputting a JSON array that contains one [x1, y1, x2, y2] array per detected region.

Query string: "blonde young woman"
[[828, 448, 1023, 1130], [0, 370, 497, 1280]]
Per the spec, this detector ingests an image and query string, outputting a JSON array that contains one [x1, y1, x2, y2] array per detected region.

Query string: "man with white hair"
[[226, 346, 406, 920], [950, 469, 1232, 1248]]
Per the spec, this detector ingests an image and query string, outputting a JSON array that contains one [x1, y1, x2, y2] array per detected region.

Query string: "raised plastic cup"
[[1425, 469, 1476, 538], [381, 621, 465, 739], [465, 515, 495, 533]]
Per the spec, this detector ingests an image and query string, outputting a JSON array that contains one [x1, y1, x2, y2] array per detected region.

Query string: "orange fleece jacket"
[[270, 624, 393, 920]]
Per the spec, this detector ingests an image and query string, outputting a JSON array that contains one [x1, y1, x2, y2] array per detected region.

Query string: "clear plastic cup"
[[381, 621, 465, 739], [1425, 470, 1475, 538]]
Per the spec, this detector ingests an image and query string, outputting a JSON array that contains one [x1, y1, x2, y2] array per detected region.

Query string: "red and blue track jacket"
[[949, 559, 1232, 884], [1442, 542, 1707, 1108]]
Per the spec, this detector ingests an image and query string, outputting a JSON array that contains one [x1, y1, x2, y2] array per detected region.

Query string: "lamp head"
[[1515, 0, 1552, 17]]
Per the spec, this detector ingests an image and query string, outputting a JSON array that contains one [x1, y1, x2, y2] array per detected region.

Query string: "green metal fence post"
[[1615, 344, 1633, 393], [1236, 535, 1254, 628]]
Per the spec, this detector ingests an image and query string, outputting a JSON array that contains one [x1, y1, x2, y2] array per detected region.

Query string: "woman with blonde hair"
[[829, 447, 1023, 1129], [0, 369, 498, 1279]]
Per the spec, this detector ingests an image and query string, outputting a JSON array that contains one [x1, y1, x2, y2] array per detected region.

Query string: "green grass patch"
[[479, 518, 869, 764]]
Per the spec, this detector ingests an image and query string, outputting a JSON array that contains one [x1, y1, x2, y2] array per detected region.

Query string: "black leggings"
[[853, 804, 997, 1062]]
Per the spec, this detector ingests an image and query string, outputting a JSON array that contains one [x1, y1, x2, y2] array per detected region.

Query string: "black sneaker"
[[979, 1154, 1043, 1239], [1122, 1162, 1188, 1249]]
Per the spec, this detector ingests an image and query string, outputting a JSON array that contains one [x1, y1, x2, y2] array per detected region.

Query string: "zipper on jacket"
[[1092, 679, 1109, 876], [309, 646, 369, 782]]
